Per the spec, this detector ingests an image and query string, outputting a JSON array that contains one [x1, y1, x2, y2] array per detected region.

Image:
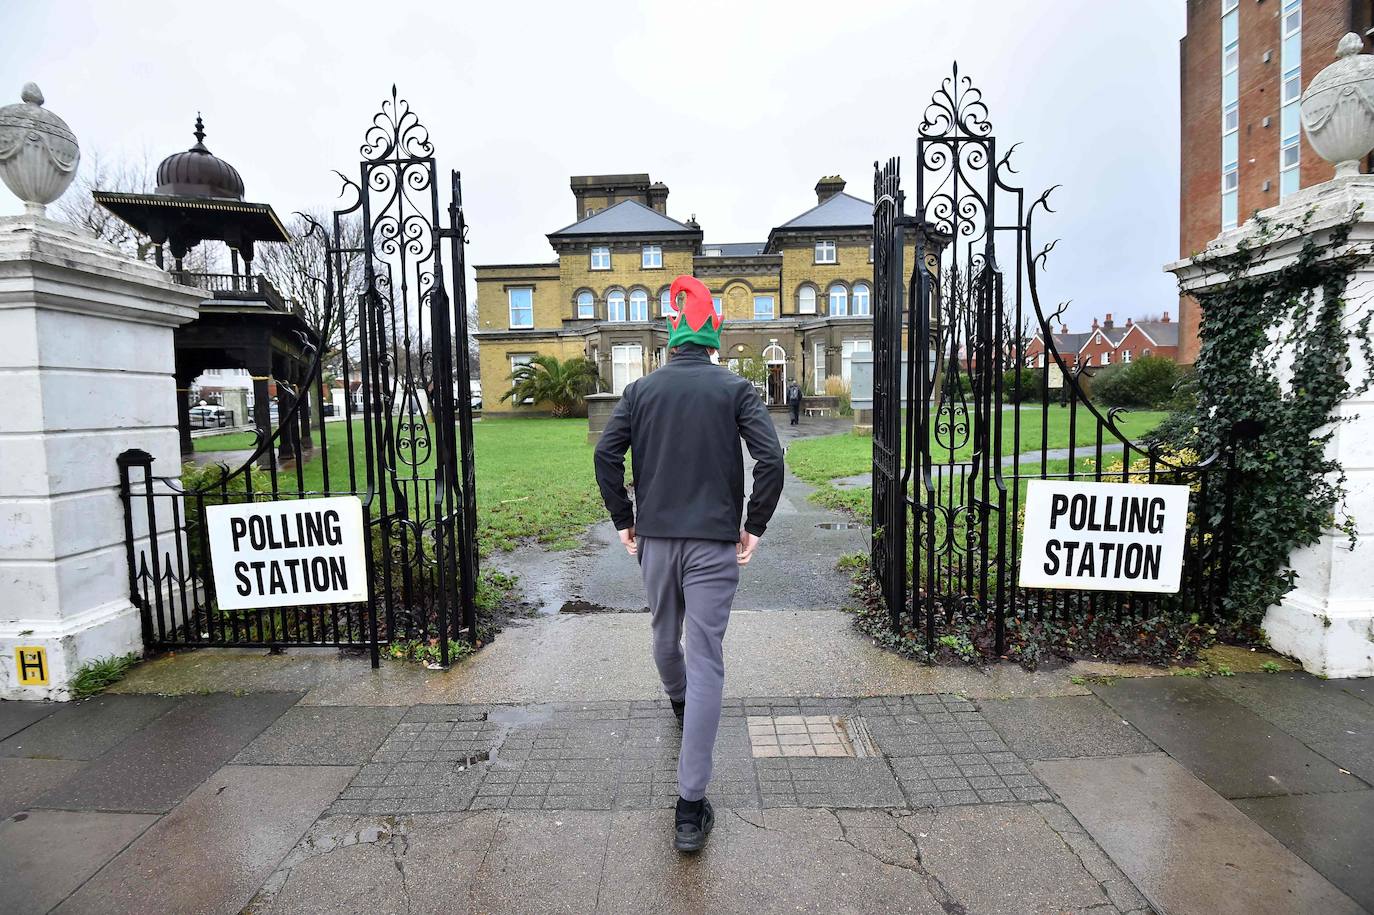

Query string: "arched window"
[[576, 291, 594, 319], [797, 285, 817, 315], [660, 288, 675, 317], [607, 290, 627, 322], [852, 282, 871, 316], [629, 290, 649, 322], [828, 283, 848, 316]]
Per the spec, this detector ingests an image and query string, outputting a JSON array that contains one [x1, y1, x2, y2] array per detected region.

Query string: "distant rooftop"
[[776, 192, 874, 230], [699, 242, 768, 257], [548, 199, 698, 238]]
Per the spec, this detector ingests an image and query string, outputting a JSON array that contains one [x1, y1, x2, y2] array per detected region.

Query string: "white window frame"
[[508, 287, 534, 329], [611, 343, 643, 395], [629, 289, 649, 322], [641, 245, 662, 268], [1122, 348, 1132, 364], [798, 285, 817, 315], [813, 342, 825, 393], [1102, 351, 1111, 366], [828, 283, 849, 317], [814, 240, 837, 264], [576, 290, 595, 319], [509, 353, 535, 404], [660, 288, 674, 317], [753, 295, 775, 320], [1221, 4, 1240, 228], [840, 338, 870, 384], [712, 296, 723, 316], [590, 246, 611, 270], [852, 282, 871, 316], [607, 289, 627, 322]]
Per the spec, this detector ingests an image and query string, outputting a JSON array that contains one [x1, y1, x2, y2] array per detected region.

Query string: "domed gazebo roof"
[[155, 115, 244, 200]]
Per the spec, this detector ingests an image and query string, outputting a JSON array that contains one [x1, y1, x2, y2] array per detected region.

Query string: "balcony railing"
[[173, 272, 288, 313]]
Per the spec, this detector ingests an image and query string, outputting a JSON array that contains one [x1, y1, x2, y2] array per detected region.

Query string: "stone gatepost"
[[0, 83, 203, 698], [1169, 34, 1374, 677], [0, 215, 203, 698]]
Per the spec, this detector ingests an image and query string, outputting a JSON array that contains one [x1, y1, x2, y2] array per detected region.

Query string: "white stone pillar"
[[1168, 175, 1374, 678], [0, 215, 202, 699]]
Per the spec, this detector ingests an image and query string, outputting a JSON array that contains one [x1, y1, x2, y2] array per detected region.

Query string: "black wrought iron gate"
[[119, 87, 479, 667], [871, 66, 1236, 656]]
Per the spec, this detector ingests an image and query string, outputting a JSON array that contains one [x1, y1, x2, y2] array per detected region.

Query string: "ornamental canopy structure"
[[93, 116, 317, 460]]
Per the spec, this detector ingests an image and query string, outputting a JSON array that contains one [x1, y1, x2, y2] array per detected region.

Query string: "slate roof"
[[1128, 320, 1179, 347], [775, 192, 874, 230], [699, 242, 768, 257], [548, 199, 698, 238]]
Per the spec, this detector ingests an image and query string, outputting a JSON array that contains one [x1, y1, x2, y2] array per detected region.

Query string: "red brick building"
[[1024, 314, 1180, 369], [1177, 0, 1373, 363]]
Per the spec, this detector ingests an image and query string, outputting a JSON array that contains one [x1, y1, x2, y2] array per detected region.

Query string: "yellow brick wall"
[[559, 242, 696, 320], [778, 240, 874, 315], [474, 266, 562, 333], [477, 336, 589, 414]]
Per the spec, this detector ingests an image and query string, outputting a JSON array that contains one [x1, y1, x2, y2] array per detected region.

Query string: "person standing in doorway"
[[787, 378, 803, 425], [594, 274, 784, 853]]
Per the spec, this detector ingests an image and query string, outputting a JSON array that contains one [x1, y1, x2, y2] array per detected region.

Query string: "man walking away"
[[787, 379, 802, 425], [594, 274, 784, 853]]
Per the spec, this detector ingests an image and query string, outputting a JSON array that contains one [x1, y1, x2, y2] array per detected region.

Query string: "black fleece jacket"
[[593, 347, 785, 542]]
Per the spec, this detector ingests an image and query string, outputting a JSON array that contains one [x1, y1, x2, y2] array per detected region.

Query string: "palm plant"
[[502, 355, 599, 417]]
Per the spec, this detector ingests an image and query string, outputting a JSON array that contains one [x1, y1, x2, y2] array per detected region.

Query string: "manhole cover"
[[815, 521, 862, 530], [747, 715, 879, 758]]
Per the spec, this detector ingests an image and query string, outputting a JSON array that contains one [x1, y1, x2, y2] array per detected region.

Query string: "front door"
[[767, 364, 784, 405]]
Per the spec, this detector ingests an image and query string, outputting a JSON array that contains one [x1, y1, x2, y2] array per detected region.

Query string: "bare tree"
[[51, 147, 221, 272], [256, 210, 366, 364]]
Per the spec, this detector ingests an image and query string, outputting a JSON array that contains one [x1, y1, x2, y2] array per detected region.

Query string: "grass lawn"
[[193, 428, 260, 451], [188, 417, 606, 555], [788, 406, 1167, 522]]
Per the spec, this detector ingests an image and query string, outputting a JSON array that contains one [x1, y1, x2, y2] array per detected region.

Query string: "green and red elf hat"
[[665, 275, 722, 350]]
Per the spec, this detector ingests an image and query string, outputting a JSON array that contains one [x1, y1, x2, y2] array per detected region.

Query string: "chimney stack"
[[1103, 313, 1114, 330], [1091, 317, 1099, 331], [1161, 310, 1171, 323], [1126, 317, 1133, 327], [815, 175, 846, 204]]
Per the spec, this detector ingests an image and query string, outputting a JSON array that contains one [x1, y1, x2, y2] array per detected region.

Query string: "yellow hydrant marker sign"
[[1019, 480, 1190, 593], [205, 496, 369, 610], [15, 646, 48, 686]]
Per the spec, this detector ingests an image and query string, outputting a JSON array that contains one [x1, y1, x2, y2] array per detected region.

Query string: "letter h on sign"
[[16, 647, 48, 686]]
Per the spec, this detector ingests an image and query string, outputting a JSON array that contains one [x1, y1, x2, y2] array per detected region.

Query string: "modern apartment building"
[[1177, 0, 1373, 361]]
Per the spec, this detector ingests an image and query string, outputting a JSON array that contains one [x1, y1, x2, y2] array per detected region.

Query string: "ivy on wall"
[[1168, 210, 1374, 634]]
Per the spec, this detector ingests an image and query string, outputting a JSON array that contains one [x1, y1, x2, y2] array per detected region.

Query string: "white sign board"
[[1018, 480, 1189, 593], [205, 496, 368, 610]]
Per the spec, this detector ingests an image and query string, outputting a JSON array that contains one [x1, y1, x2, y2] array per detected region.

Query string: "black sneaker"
[[670, 698, 685, 728], [674, 796, 714, 852]]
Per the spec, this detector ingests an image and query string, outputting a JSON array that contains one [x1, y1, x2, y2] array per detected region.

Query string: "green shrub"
[[1091, 356, 1183, 409], [1002, 367, 1045, 403]]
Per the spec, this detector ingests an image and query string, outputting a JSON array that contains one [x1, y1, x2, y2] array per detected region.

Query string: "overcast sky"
[[3, 0, 1186, 329]]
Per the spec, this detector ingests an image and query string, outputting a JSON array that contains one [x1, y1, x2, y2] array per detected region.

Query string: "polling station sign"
[[1018, 480, 1190, 593], [205, 497, 368, 610]]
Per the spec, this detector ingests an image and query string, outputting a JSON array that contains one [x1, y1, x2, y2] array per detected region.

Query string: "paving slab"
[[36, 691, 302, 813], [1206, 672, 1374, 784], [977, 695, 1158, 759], [1090, 675, 1367, 798], [54, 764, 354, 915], [0, 699, 55, 741], [1035, 753, 1365, 915], [232, 705, 406, 765], [0, 694, 178, 760], [0, 757, 86, 818], [913, 803, 1118, 915], [246, 812, 500, 914], [1234, 790, 1374, 913], [0, 809, 158, 914]]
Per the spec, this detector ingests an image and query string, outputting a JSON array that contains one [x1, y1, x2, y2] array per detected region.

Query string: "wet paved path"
[[1, 664, 1370, 913], [491, 415, 866, 614], [2, 417, 1371, 913]]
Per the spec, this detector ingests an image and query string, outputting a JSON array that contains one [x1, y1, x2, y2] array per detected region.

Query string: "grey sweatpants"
[[638, 536, 739, 801]]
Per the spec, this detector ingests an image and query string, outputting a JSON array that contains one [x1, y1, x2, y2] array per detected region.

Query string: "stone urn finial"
[[1301, 33, 1374, 177], [0, 82, 80, 216]]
